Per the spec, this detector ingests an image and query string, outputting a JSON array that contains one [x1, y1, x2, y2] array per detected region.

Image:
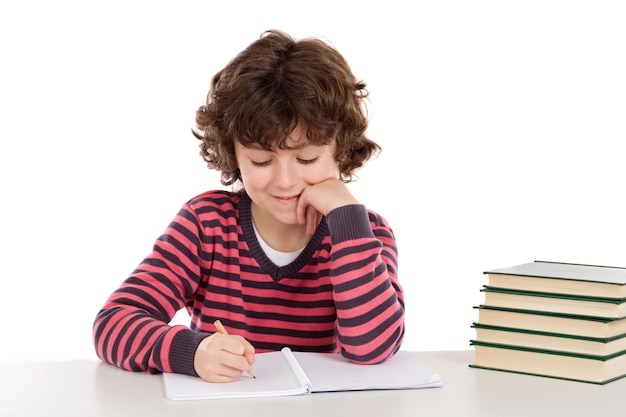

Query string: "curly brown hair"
[[192, 29, 381, 186]]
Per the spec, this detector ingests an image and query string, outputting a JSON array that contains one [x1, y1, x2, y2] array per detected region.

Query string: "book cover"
[[481, 286, 626, 318], [470, 340, 626, 384], [163, 348, 443, 400], [484, 261, 626, 298]]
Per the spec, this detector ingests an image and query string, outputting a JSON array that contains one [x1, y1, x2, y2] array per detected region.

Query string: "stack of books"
[[470, 260, 626, 384]]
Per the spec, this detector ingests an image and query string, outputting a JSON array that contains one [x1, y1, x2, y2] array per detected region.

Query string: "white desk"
[[1, 350, 623, 417]]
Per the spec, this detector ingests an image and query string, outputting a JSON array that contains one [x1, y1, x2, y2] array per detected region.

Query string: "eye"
[[297, 157, 318, 165], [250, 159, 271, 167]]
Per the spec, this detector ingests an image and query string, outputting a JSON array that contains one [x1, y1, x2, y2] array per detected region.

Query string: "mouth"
[[274, 195, 300, 203]]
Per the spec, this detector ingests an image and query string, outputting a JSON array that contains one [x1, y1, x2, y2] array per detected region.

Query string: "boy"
[[93, 29, 404, 383]]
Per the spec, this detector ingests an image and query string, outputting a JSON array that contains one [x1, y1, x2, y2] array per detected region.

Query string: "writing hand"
[[193, 331, 256, 383]]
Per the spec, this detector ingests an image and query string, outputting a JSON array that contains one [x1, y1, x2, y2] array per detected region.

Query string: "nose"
[[273, 159, 299, 189]]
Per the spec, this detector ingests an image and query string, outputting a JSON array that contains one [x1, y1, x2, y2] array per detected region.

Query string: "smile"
[[274, 195, 300, 202]]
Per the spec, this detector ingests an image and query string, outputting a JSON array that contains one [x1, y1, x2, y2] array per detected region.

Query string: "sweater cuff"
[[168, 327, 209, 377], [325, 204, 375, 244]]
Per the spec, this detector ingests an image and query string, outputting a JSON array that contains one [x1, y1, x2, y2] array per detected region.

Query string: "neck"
[[250, 203, 310, 252]]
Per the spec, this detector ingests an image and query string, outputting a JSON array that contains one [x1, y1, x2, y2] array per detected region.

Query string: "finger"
[[296, 194, 308, 225], [231, 335, 256, 366], [213, 333, 249, 355], [305, 205, 319, 236], [211, 360, 245, 382], [220, 350, 256, 375], [215, 334, 256, 375], [238, 338, 256, 365]]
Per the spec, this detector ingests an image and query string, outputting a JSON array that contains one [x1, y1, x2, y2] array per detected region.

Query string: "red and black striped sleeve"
[[92, 195, 229, 377], [325, 204, 404, 364]]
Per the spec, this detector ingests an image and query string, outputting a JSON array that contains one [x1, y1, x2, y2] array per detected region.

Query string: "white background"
[[1, 1, 624, 361]]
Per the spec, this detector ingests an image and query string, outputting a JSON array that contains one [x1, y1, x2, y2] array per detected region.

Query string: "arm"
[[297, 178, 404, 363], [92, 204, 208, 377], [325, 204, 405, 364]]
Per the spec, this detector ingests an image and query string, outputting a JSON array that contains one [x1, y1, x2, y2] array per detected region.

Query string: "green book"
[[474, 305, 626, 339], [470, 340, 626, 384], [484, 260, 626, 298], [471, 322, 626, 356], [481, 286, 626, 319]]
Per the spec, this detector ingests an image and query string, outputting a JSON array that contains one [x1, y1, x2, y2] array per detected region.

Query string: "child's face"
[[234, 128, 340, 228]]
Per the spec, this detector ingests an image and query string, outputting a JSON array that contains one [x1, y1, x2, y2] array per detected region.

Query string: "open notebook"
[[163, 348, 442, 400]]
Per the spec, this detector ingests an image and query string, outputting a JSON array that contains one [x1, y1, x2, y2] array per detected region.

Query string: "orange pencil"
[[214, 320, 255, 378]]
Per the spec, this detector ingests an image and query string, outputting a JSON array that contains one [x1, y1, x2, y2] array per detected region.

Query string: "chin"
[[271, 212, 300, 226]]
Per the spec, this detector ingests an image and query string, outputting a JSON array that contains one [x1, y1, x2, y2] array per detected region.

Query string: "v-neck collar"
[[238, 192, 327, 282]]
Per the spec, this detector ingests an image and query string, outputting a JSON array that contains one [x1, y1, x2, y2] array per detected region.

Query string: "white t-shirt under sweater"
[[252, 223, 305, 267]]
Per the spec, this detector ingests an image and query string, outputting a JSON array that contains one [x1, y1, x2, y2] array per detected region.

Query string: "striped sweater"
[[93, 190, 404, 377]]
